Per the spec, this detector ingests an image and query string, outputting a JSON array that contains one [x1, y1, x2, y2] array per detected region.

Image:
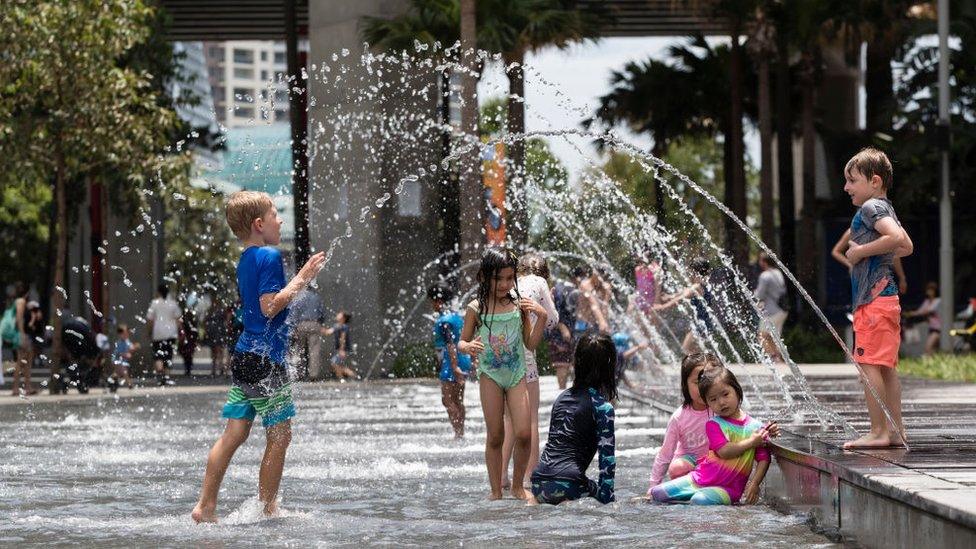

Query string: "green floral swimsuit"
[[475, 308, 527, 389]]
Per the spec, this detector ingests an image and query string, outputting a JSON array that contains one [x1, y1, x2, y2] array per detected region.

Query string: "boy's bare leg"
[[480, 377, 506, 500], [880, 366, 905, 444], [192, 419, 253, 523], [505, 381, 532, 500], [258, 420, 292, 516], [844, 364, 895, 448]]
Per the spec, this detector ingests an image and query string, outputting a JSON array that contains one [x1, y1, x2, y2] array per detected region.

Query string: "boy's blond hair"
[[226, 191, 274, 240], [845, 147, 893, 191]]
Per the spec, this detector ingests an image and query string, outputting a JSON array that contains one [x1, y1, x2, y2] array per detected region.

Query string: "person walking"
[[287, 288, 326, 380], [754, 253, 788, 362], [147, 284, 181, 386]]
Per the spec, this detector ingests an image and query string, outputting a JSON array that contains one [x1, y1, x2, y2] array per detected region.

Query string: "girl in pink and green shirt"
[[650, 365, 779, 505]]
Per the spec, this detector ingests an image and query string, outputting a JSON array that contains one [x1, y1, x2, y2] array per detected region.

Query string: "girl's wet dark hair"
[[475, 247, 522, 336], [698, 366, 744, 406], [680, 353, 724, 407], [572, 332, 618, 402]]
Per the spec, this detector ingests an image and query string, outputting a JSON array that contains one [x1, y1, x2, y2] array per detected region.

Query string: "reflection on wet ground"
[[0, 378, 837, 546]]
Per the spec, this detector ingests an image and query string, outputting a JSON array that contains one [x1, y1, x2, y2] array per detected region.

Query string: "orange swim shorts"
[[852, 295, 901, 368]]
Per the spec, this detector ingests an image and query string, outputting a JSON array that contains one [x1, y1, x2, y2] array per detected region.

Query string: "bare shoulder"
[[465, 299, 480, 313]]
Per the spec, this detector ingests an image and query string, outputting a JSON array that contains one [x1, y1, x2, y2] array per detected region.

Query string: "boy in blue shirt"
[[192, 191, 325, 523], [427, 283, 471, 438], [841, 148, 913, 449]]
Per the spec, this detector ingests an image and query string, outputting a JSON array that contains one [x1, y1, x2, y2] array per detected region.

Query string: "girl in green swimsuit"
[[460, 247, 548, 500]]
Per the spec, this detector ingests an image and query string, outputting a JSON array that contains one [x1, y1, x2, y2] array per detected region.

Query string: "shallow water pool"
[[0, 378, 836, 547]]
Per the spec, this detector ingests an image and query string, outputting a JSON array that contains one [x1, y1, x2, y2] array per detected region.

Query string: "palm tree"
[[588, 36, 757, 253], [746, 4, 777, 248], [362, 0, 462, 274], [477, 0, 603, 247]]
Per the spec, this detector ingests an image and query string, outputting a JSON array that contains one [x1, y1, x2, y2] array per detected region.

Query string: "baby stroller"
[[62, 317, 102, 394]]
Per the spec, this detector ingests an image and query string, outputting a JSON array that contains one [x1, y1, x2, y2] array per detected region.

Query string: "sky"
[[478, 36, 761, 179]]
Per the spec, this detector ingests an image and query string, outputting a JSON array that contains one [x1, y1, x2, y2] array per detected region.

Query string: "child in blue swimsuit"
[[428, 283, 471, 438], [460, 248, 548, 500]]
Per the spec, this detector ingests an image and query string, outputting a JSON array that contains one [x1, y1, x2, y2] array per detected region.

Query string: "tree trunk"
[[757, 55, 775, 248], [864, 38, 895, 136], [50, 145, 68, 394], [799, 54, 818, 298], [506, 50, 527, 249], [458, 0, 483, 269], [89, 175, 104, 333], [439, 68, 461, 279], [775, 31, 796, 268], [728, 32, 748, 267]]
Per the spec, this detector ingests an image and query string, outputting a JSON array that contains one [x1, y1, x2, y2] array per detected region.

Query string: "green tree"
[[0, 0, 188, 387], [588, 36, 757, 261]]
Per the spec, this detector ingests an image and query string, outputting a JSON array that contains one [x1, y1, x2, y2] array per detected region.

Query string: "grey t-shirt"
[[850, 197, 900, 309], [754, 268, 786, 317]]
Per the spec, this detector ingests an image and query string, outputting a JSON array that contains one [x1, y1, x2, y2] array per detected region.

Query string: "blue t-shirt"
[[433, 310, 471, 371], [235, 246, 290, 364], [113, 339, 132, 367]]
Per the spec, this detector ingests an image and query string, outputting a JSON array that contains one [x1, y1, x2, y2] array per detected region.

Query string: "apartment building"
[[204, 40, 291, 128]]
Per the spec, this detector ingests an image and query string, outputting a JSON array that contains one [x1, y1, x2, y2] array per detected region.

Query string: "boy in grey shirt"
[[841, 148, 913, 449]]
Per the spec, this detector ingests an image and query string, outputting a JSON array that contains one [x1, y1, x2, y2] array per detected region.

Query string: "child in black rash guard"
[[529, 332, 616, 505]]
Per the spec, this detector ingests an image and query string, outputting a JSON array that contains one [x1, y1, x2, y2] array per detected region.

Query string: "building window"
[[233, 87, 253, 102], [261, 51, 268, 62], [233, 67, 254, 79], [274, 51, 286, 64], [209, 46, 224, 59], [213, 86, 225, 101], [275, 89, 289, 103], [236, 106, 254, 118], [260, 70, 269, 81], [233, 48, 254, 64], [398, 180, 422, 217], [275, 110, 288, 121]]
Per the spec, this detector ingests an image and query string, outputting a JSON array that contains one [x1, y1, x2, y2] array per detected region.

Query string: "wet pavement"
[[625, 362, 976, 542], [0, 377, 838, 547]]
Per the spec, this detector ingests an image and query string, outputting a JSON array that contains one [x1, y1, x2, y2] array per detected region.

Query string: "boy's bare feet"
[[488, 491, 503, 500], [526, 494, 538, 506], [843, 432, 895, 449], [510, 486, 528, 500], [263, 500, 279, 517], [191, 503, 217, 523], [501, 476, 511, 490]]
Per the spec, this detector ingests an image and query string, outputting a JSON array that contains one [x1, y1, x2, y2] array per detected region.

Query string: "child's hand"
[[765, 421, 780, 439], [742, 483, 760, 504], [464, 336, 484, 355], [845, 241, 863, 265], [519, 298, 546, 318], [297, 251, 327, 285]]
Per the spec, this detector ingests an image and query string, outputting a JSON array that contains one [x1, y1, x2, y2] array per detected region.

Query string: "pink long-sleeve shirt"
[[648, 405, 711, 487]]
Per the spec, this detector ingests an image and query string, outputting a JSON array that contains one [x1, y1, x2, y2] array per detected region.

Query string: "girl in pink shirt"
[[645, 353, 718, 495], [650, 366, 779, 505]]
